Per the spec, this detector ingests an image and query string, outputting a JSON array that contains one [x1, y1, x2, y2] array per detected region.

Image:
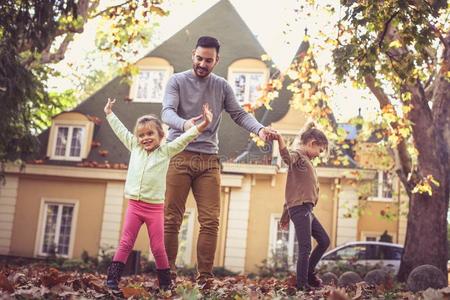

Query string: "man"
[[161, 36, 275, 280]]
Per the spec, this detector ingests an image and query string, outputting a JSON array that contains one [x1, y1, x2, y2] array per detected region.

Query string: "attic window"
[[230, 71, 266, 104], [52, 125, 85, 160], [133, 68, 170, 103], [47, 112, 95, 162], [228, 59, 269, 105], [130, 57, 173, 103]]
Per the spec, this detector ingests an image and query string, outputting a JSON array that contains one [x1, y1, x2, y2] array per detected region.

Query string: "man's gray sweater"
[[161, 70, 264, 154]]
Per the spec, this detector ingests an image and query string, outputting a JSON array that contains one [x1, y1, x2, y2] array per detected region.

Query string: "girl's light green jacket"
[[107, 112, 200, 204]]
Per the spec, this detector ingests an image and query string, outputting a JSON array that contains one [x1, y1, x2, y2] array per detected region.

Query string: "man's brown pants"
[[164, 151, 221, 277]]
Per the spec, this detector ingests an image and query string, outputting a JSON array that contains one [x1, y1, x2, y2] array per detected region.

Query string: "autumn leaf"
[[388, 40, 402, 48], [150, 5, 168, 16], [0, 273, 14, 293], [261, 54, 271, 61], [122, 286, 150, 298], [40, 268, 71, 288]]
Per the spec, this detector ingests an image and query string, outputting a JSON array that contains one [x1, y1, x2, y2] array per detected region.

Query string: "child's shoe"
[[297, 283, 316, 292], [157, 268, 173, 290], [308, 272, 323, 288], [106, 261, 125, 290]]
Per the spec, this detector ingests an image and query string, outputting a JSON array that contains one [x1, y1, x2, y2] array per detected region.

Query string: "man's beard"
[[194, 65, 210, 77]]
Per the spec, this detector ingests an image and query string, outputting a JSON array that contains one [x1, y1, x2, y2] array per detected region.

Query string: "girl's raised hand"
[[196, 104, 213, 132], [104, 98, 116, 115], [202, 104, 213, 125]]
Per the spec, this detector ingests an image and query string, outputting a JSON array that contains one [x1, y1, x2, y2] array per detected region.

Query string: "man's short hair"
[[196, 36, 220, 53]]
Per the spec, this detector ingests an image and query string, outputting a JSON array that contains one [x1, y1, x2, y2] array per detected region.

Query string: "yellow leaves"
[[272, 79, 283, 90], [310, 72, 322, 84], [388, 40, 402, 49], [401, 92, 412, 102], [325, 37, 338, 46], [402, 104, 412, 115], [445, 71, 450, 83], [261, 54, 271, 61], [287, 69, 298, 80], [303, 35, 310, 42], [398, 126, 411, 138], [250, 133, 265, 148], [412, 175, 440, 196], [150, 5, 169, 16]]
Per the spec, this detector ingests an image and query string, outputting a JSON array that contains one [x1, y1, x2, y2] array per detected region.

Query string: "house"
[[0, 0, 408, 273]]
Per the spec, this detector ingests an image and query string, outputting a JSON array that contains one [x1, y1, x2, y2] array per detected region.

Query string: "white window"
[[268, 214, 297, 270], [51, 125, 85, 161], [176, 209, 195, 267], [229, 71, 266, 104], [37, 201, 78, 258], [369, 171, 393, 201], [133, 68, 170, 103]]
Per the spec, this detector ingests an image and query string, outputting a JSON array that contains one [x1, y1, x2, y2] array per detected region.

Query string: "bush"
[[317, 260, 383, 278], [321, 272, 338, 286], [338, 271, 363, 287], [364, 269, 390, 286], [255, 258, 292, 279], [407, 264, 447, 292]]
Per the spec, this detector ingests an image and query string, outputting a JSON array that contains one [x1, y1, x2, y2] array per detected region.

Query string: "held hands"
[[258, 127, 278, 141], [196, 104, 213, 132], [104, 98, 116, 115]]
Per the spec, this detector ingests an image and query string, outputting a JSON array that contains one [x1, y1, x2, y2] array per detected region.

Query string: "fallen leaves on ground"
[[0, 264, 449, 299]]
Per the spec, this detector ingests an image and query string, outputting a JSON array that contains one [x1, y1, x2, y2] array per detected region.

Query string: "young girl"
[[104, 98, 212, 290], [275, 122, 330, 291]]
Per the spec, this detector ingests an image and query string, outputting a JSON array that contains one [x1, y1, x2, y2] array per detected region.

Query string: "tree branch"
[[91, 0, 132, 18], [378, 11, 399, 49], [40, 33, 74, 65], [364, 74, 413, 182]]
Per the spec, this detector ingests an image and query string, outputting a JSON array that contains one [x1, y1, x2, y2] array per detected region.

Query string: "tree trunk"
[[397, 179, 449, 281], [397, 37, 450, 281]]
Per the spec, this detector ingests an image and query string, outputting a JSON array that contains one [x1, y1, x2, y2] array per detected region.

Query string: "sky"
[[49, 0, 379, 122]]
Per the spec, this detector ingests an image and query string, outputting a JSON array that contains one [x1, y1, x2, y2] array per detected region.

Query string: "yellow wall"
[[10, 176, 106, 258], [245, 174, 286, 273], [244, 173, 334, 273], [357, 200, 400, 242]]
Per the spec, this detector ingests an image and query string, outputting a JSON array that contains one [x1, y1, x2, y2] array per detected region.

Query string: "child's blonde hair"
[[133, 114, 165, 138], [299, 122, 328, 149]]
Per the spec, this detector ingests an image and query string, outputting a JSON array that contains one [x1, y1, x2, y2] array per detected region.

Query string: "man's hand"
[[258, 127, 278, 141], [196, 104, 213, 132], [183, 115, 203, 131], [104, 98, 116, 115]]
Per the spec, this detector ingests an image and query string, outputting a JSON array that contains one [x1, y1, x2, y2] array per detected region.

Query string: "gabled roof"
[[34, 0, 294, 167]]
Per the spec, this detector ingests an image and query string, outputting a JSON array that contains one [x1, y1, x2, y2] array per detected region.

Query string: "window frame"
[[34, 198, 79, 259], [50, 124, 86, 161], [130, 66, 173, 103], [228, 67, 269, 105], [268, 214, 297, 270], [368, 171, 394, 202]]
